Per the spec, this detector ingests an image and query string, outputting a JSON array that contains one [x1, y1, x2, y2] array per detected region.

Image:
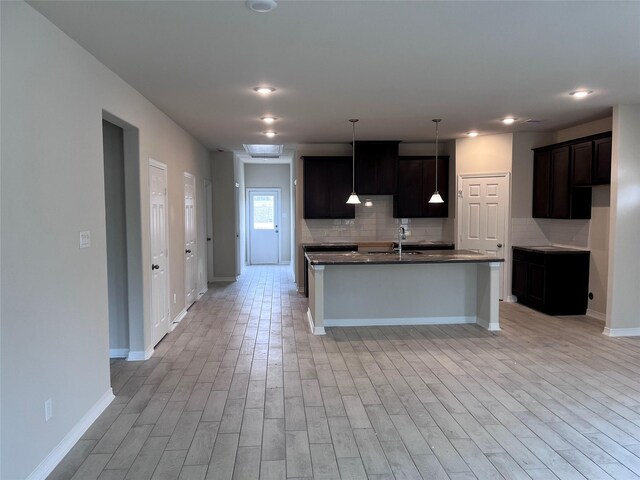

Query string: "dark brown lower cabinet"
[[512, 247, 589, 315]]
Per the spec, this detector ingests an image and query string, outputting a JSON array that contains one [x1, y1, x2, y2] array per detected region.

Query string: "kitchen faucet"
[[398, 226, 406, 255]]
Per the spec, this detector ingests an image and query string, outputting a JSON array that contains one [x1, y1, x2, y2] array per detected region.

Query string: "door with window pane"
[[248, 189, 280, 264]]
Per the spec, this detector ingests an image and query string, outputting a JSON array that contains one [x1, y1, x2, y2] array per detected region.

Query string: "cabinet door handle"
[[497, 243, 503, 248]]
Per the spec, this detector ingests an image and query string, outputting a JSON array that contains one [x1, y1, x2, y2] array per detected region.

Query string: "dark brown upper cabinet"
[[593, 136, 612, 184], [303, 156, 355, 219], [571, 133, 612, 187], [533, 146, 591, 219], [354, 141, 400, 195], [394, 156, 449, 218]]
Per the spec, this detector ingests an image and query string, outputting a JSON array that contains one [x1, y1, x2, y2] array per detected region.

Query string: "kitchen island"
[[305, 250, 503, 334]]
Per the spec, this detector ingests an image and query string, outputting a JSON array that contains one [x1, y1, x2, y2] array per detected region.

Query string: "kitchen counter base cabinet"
[[307, 259, 501, 335], [512, 247, 589, 315]]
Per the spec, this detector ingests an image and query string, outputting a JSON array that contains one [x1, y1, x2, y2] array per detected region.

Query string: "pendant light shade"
[[428, 118, 444, 204], [346, 119, 361, 205]]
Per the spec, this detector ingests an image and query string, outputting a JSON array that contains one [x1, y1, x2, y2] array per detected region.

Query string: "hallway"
[[49, 266, 640, 479]]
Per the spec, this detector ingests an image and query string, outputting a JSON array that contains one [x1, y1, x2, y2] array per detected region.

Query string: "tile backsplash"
[[302, 196, 454, 243], [512, 217, 590, 248]]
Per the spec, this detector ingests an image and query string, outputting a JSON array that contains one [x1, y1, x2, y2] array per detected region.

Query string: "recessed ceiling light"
[[263, 131, 277, 138], [261, 116, 277, 124], [246, 0, 277, 13], [253, 86, 276, 95], [502, 117, 516, 125], [569, 90, 593, 99], [467, 131, 479, 137]]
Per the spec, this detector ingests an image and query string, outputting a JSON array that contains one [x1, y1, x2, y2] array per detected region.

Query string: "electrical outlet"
[[173, 294, 177, 304], [45, 398, 53, 422]]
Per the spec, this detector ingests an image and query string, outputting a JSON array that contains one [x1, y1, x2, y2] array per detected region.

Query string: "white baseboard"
[[212, 276, 236, 282], [323, 316, 477, 328], [26, 388, 115, 480], [171, 308, 188, 331], [603, 327, 640, 337], [306, 308, 326, 335], [127, 345, 154, 361], [586, 309, 606, 322], [503, 295, 517, 303], [477, 318, 501, 332], [199, 285, 208, 295], [109, 348, 129, 359]]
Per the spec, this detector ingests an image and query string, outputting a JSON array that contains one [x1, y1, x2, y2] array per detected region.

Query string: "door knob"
[[152, 264, 159, 270], [186, 249, 192, 254], [497, 243, 503, 248]]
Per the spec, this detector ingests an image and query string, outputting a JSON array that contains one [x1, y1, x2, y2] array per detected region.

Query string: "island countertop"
[[305, 249, 504, 265]]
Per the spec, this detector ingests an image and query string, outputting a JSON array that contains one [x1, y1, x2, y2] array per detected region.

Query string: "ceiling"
[[29, 1, 640, 155]]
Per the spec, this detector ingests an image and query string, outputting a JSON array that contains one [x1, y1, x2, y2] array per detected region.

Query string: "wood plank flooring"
[[48, 265, 640, 479]]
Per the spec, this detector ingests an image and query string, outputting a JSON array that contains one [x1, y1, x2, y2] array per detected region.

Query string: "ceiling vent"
[[243, 144, 283, 158]]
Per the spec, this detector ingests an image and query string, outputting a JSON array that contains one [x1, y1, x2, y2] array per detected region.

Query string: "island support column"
[[476, 261, 501, 331], [306, 264, 326, 334]]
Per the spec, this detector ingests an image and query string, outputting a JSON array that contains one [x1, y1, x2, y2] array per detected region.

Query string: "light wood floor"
[[49, 265, 640, 480]]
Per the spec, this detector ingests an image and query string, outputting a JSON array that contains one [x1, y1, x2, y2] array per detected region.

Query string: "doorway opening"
[[101, 112, 146, 361], [247, 188, 281, 265], [204, 179, 215, 285]]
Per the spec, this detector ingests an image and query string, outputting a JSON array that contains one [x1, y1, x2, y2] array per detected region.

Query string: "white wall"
[[606, 105, 640, 334], [245, 163, 292, 263], [0, 3, 210, 478]]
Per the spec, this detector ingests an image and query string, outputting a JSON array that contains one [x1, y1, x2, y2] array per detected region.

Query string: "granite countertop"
[[514, 245, 589, 254], [305, 250, 504, 265]]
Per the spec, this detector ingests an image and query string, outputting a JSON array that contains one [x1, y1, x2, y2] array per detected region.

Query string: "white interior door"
[[149, 160, 169, 346], [204, 180, 214, 284], [248, 189, 280, 265], [184, 172, 197, 307], [457, 174, 509, 298]]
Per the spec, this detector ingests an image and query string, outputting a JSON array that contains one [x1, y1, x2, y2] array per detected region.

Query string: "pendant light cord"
[[350, 119, 358, 192], [433, 118, 441, 193]]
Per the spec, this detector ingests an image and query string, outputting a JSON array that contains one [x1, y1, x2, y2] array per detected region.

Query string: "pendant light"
[[428, 118, 444, 204], [346, 119, 361, 204]]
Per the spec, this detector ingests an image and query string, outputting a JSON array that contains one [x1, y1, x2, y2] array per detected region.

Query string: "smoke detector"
[[246, 0, 277, 13]]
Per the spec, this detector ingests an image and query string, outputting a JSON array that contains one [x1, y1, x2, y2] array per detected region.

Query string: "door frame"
[[456, 172, 513, 302], [246, 187, 281, 265], [148, 158, 171, 346], [184, 171, 197, 308]]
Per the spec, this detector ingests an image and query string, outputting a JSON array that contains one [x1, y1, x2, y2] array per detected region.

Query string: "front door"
[[457, 174, 509, 298], [248, 189, 280, 265], [184, 172, 197, 308], [149, 160, 169, 346]]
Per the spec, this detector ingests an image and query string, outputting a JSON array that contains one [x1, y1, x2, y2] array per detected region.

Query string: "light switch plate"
[[79, 230, 91, 249]]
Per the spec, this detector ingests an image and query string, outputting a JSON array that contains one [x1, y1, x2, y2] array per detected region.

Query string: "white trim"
[[603, 327, 640, 337], [297, 285, 305, 293], [306, 308, 326, 335], [109, 348, 129, 359], [127, 346, 154, 361], [476, 317, 501, 332], [503, 295, 517, 303], [212, 276, 237, 282], [199, 285, 209, 295], [172, 308, 188, 330], [26, 389, 115, 480], [324, 316, 477, 328], [587, 308, 606, 322]]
